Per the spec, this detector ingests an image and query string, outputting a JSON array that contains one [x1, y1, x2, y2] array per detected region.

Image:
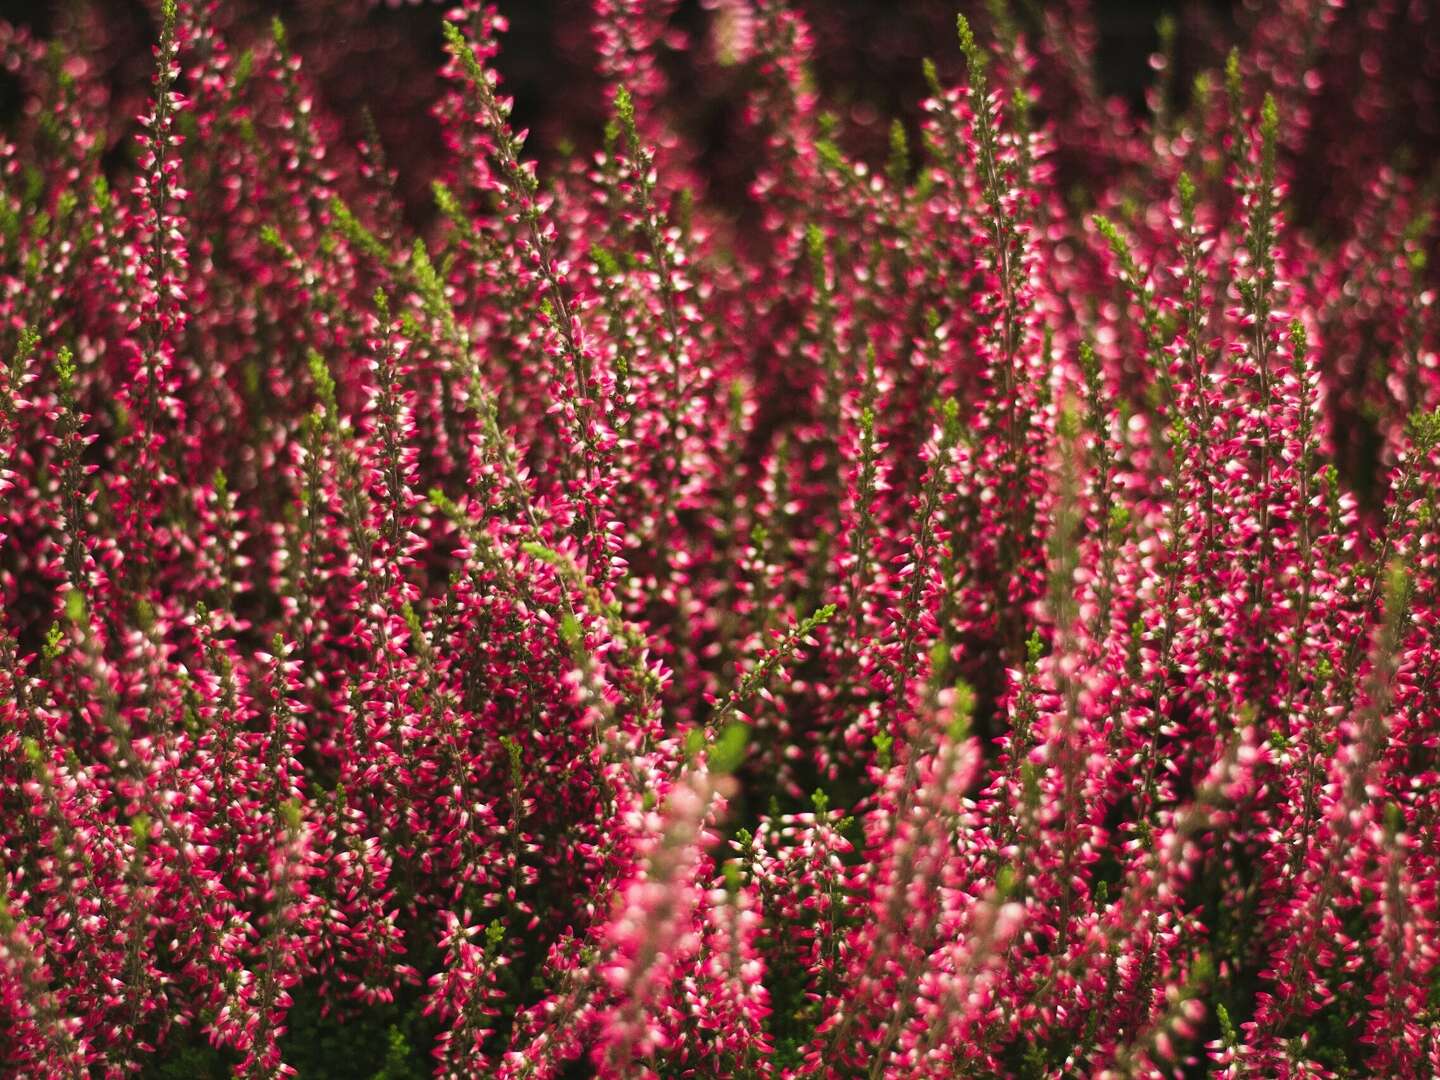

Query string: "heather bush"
[[1, 0, 1438, 1076]]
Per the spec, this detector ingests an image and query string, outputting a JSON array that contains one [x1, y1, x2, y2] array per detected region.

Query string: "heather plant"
[[0, 1, 1438, 1077]]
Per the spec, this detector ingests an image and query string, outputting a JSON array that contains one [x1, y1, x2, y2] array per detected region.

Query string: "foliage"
[[0, 1, 1438, 1077]]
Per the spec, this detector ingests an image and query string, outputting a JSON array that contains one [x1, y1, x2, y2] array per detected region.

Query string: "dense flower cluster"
[[1, 0, 1438, 1076]]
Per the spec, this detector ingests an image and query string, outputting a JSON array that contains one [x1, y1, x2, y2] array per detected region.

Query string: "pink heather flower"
[[0, 1, 1436, 1076]]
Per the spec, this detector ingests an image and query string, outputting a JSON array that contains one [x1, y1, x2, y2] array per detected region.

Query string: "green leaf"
[[707, 722, 751, 775]]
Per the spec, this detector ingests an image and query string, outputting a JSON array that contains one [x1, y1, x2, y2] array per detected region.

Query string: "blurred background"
[[0, 0, 1435, 244], [2, 0, 1428, 244], [0, 0, 1240, 224]]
